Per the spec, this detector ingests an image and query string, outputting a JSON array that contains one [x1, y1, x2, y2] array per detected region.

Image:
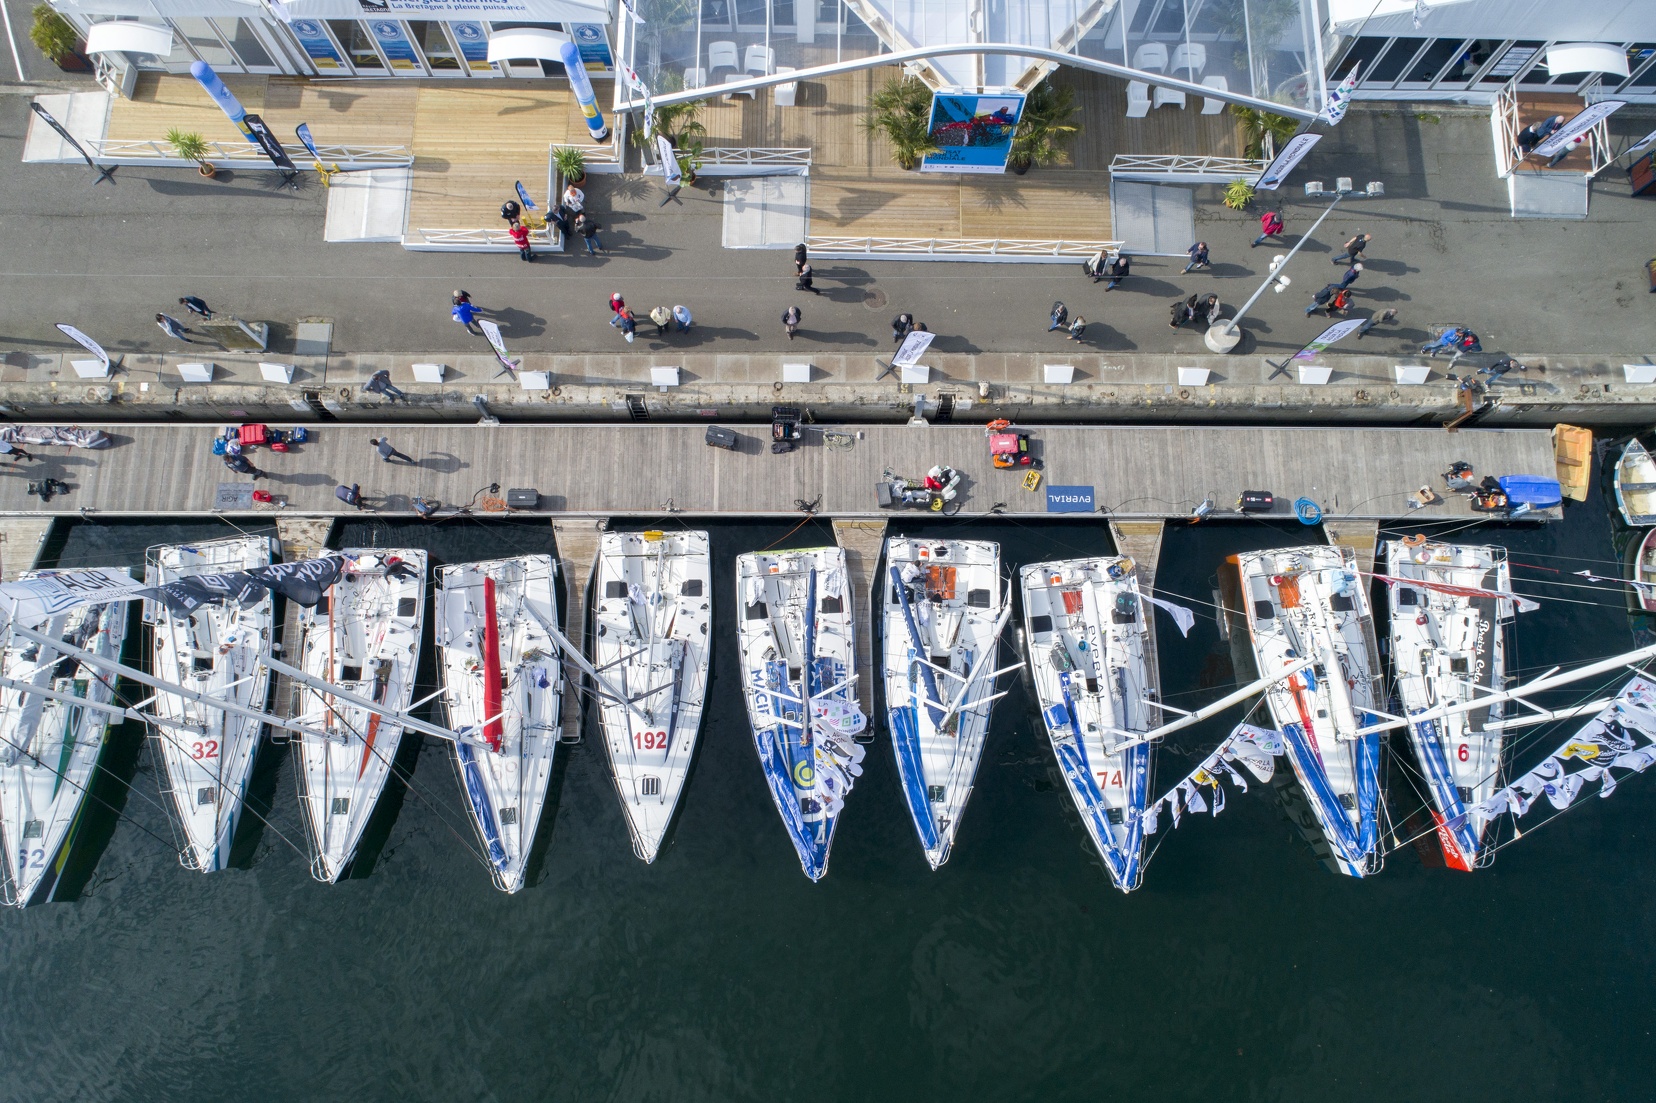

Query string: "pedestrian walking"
[[1183, 241, 1211, 273], [223, 451, 263, 478], [562, 182, 585, 213], [336, 483, 367, 510], [1199, 293, 1222, 327], [1169, 295, 1197, 329], [672, 304, 693, 332], [500, 199, 521, 226], [608, 292, 627, 327], [794, 243, 808, 269], [452, 297, 482, 334], [363, 369, 408, 403], [1477, 356, 1528, 383], [1336, 262, 1363, 290], [1048, 302, 1069, 331], [509, 220, 533, 261], [0, 442, 33, 462], [1332, 233, 1371, 264], [1066, 316, 1087, 342], [892, 313, 915, 344], [1355, 308, 1398, 339], [156, 313, 194, 343], [618, 308, 637, 343], [179, 295, 214, 319], [574, 212, 605, 255], [1252, 209, 1285, 247], [1104, 252, 1130, 291], [649, 306, 672, 336], [795, 262, 821, 294], [1305, 284, 1337, 316], [370, 437, 414, 464], [782, 305, 802, 340]]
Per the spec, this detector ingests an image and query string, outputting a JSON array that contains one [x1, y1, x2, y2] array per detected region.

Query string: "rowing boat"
[[1615, 438, 1656, 526], [736, 546, 866, 881], [1021, 555, 1155, 891], [595, 530, 712, 863], [293, 549, 426, 883], [884, 537, 1008, 869], [1551, 424, 1591, 502], [436, 555, 562, 892], [144, 535, 277, 873]]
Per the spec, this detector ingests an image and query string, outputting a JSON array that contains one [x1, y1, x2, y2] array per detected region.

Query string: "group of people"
[[498, 181, 605, 262], [155, 295, 216, 344], [607, 293, 693, 342]]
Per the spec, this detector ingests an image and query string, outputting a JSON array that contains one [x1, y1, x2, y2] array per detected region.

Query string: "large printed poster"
[[919, 93, 1024, 175]]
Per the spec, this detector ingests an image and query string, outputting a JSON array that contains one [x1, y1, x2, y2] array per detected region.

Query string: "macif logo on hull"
[[1045, 485, 1095, 514]]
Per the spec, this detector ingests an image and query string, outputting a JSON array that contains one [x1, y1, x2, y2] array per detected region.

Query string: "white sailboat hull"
[[294, 549, 427, 884], [883, 537, 1004, 870], [0, 578, 130, 907], [144, 535, 278, 873], [594, 530, 711, 863], [437, 555, 563, 893], [1021, 557, 1155, 892], [737, 546, 866, 881]]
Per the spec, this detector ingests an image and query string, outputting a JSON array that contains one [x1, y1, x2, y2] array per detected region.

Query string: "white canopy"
[[276, 0, 606, 20], [84, 20, 174, 57], [1546, 42, 1630, 78], [1328, 0, 1656, 40], [486, 27, 570, 64]]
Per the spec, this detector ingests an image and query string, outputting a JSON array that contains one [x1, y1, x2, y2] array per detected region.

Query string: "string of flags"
[[1141, 723, 1283, 835]]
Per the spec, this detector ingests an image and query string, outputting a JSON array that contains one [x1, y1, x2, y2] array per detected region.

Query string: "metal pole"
[[1219, 190, 1347, 339]]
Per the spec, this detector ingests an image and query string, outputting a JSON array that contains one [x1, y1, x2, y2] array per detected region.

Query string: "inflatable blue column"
[[559, 40, 610, 142], [190, 60, 250, 134]]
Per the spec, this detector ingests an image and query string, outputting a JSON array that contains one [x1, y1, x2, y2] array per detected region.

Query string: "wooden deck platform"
[[698, 67, 1241, 238], [0, 424, 1556, 524]]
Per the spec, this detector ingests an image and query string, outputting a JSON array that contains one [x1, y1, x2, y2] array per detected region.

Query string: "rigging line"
[[758, 512, 826, 553]]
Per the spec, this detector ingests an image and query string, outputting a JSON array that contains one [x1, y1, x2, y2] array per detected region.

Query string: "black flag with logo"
[[144, 571, 266, 616], [241, 114, 298, 172], [247, 555, 344, 607]]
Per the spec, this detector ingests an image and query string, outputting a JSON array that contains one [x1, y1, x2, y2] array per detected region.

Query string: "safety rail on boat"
[[550, 141, 625, 174], [41, 138, 414, 169], [1109, 153, 1268, 183], [405, 225, 562, 253], [806, 236, 1125, 263], [643, 147, 812, 177]]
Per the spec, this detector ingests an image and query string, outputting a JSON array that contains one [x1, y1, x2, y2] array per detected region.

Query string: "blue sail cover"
[[889, 566, 945, 851], [455, 743, 508, 872]]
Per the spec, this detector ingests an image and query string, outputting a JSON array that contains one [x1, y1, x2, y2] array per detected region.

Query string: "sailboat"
[[435, 555, 562, 893], [736, 546, 867, 881], [1615, 438, 1656, 526], [292, 549, 427, 883], [884, 537, 1011, 870], [1021, 555, 1157, 891], [1382, 539, 1522, 870], [1231, 545, 1386, 878], [593, 529, 712, 863], [144, 535, 278, 873], [0, 574, 130, 906]]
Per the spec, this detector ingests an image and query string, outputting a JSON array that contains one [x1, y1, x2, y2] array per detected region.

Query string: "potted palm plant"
[[167, 129, 216, 178], [1232, 105, 1299, 160], [862, 75, 939, 171], [30, 4, 88, 72], [553, 145, 587, 188], [1007, 80, 1080, 175]]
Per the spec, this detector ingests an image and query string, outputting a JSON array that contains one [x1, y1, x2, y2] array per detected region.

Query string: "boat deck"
[[0, 423, 1557, 522]]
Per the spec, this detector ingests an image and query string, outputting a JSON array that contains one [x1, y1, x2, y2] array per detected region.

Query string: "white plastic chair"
[[1170, 42, 1206, 78], [774, 65, 797, 107], [1126, 80, 1151, 118], [1201, 75, 1228, 114], [684, 66, 707, 90], [708, 41, 739, 79], [745, 45, 775, 76], [1132, 42, 1167, 73], [1153, 86, 1186, 110]]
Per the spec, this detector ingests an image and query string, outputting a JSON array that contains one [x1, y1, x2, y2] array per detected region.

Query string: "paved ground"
[[0, 81, 1653, 363]]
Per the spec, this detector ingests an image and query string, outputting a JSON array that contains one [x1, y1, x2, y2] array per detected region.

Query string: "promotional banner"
[[29, 103, 97, 169], [892, 330, 934, 366], [515, 181, 538, 211], [1321, 63, 1360, 126], [920, 94, 1024, 174], [1256, 132, 1321, 190], [54, 324, 110, 371], [656, 135, 682, 187], [570, 23, 613, 72], [1628, 126, 1656, 159], [1293, 317, 1367, 361], [0, 569, 144, 624], [450, 22, 492, 71], [191, 61, 297, 175], [1140, 723, 1284, 835], [369, 19, 420, 70], [624, 64, 655, 139], [295, 122, 323, 162], [1532, 100, 1626, 159], [558, 39, 609, 141], [477, 319, 519, 373], [1045, 485, 1095, 513], [286, 19, 344, 68], [241, 115, 298, 171]]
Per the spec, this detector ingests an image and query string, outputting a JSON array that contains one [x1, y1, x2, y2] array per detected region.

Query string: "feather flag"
[[1321, 64, 1360, 126]]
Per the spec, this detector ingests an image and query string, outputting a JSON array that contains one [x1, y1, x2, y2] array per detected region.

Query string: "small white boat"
[[1383, 539, 1519, 871], [1021, 556, 1156, 892], [0, 576, 130, 906], [883, 537, 1009, 869], [1232, 545, 1386, 878], [292, 549, 427, 883], [1628, 529, 1656, 615], [436, 555, 563, 893], [144, 535, 278, 873], [736, 546, 867, 881], [594, 529, 711, 863], [1615, 438, 1656, 526]]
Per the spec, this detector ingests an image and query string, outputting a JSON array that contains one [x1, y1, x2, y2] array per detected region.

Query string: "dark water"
[[3, 485, 1652, 1103]]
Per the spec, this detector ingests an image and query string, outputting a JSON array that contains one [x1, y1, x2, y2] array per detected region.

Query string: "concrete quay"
[[1, 347, 1653, 428]]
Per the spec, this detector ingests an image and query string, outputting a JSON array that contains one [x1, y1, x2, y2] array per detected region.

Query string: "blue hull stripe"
[[1411, 715, 1480, 859], [1280, 721, 1371, 873], [889, 704, 940, 851]]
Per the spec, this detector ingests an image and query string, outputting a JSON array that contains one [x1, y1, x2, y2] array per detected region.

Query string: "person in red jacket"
[[508, 219, 532, 261], [1252, 209, 1284, 247]]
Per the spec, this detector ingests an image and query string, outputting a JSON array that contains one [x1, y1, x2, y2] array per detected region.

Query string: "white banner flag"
[[1256, 133, 1322, 191], [54, 323, 110, 371], [1533, 101, 1626, 159], [0, 569, 144, 624], [1144, 594, 1196, 637], [476, 318, 518, 372], [1294, 317, 1368, 361], [893, 330, 935, 367], [656, 135, 682, 187]]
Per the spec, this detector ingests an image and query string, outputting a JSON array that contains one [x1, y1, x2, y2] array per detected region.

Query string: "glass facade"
[[1331, 35, 1656, 102]]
